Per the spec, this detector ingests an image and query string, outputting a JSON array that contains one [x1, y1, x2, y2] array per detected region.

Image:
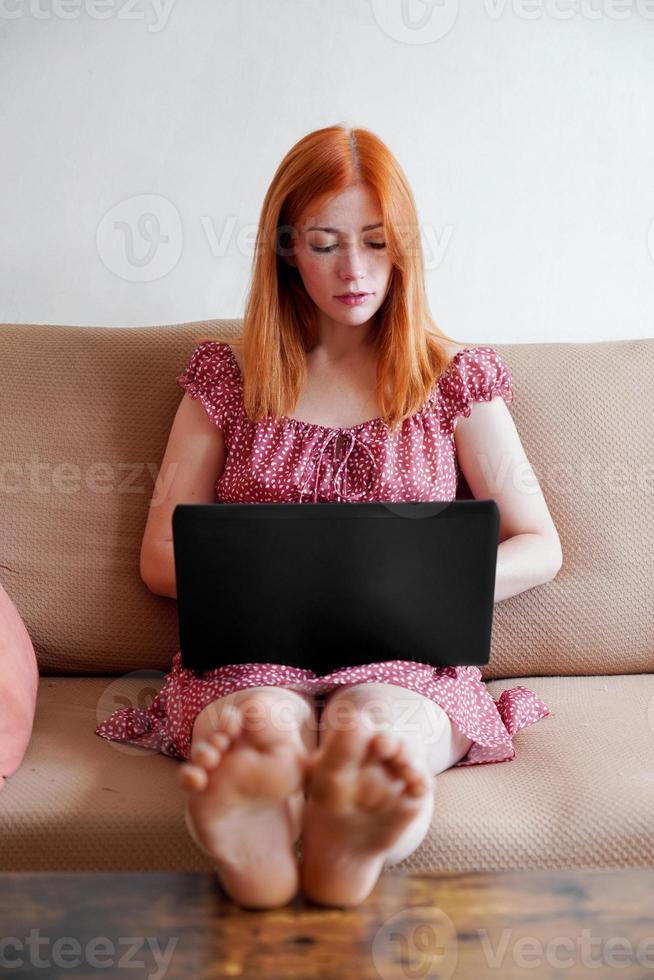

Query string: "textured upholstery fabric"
[[0, 672, 651, 872], [0, 583, 39, 787], [1, 321, 652, 680], [1, 321, 652, 873]]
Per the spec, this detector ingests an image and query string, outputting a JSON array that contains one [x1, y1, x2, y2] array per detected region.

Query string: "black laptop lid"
[[172, 500, 500, 675]]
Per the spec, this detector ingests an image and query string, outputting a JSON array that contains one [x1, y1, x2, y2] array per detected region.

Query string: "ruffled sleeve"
[[438, 346, 515, 435], [175, 340, 240, 441]]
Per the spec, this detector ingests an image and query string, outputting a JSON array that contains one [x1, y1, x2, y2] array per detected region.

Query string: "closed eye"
[[310, 242, 387, 254]]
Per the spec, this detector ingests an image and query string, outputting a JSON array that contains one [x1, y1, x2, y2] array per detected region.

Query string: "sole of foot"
[[179, 699, 310, 910], [300, 717, 433, 908]]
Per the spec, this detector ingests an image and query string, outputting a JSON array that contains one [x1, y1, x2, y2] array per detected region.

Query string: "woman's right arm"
[[140, 393, 227, 599]]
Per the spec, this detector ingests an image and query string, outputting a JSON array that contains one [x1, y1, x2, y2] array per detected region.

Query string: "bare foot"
[[300, 717, 433, 908], [179, 700, 310, 909]]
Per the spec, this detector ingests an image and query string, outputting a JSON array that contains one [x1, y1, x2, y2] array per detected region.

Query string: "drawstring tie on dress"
[[299, 429, 377, 502]]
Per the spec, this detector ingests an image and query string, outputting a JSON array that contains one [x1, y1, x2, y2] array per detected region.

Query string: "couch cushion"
[[1, 673, 652, 872], [1, 322, 652, 678], [0, 320, 243, 676]]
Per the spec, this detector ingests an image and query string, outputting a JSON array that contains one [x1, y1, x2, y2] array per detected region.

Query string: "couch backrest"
[[1, 321, 652, 679]]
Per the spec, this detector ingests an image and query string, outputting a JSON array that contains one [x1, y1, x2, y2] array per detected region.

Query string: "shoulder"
[[183, 339, 236, 370], [440, 344, 512, 382], [175, 340, 241, 435], [437, 345, 515, 433], [176, 339, 240, 393]]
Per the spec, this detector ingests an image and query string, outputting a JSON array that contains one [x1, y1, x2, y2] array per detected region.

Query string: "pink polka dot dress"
[[95, 341, 551, 767]]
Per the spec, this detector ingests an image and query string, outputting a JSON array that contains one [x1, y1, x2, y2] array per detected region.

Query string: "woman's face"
[[288, 183, 393, 341]]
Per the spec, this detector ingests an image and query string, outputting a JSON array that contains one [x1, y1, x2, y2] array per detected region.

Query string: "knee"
[[321, 683, 403, 736], [192, 687, 317, 746], [321, 684, 452, 759], [235, 687, 316, 733]]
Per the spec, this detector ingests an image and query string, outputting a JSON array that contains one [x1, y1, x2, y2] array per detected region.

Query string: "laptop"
[[172, 499, 500, 675]]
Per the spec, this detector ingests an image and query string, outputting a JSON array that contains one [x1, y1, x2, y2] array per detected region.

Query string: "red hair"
[[206, 124, 471, 436]]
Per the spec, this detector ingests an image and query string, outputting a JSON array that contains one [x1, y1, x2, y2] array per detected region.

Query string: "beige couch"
[[1, 320, 652, 872]]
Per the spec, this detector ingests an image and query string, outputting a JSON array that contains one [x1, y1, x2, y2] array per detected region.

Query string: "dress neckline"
[[222, 342, 470, 435]]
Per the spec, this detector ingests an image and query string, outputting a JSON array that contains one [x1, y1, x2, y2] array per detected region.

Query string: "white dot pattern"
[[95, 341, 551, 767]]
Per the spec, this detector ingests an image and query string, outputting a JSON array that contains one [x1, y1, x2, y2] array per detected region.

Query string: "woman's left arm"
[[454, 397, 563, 603]]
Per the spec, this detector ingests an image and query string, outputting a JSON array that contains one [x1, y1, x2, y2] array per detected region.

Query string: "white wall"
[[1, 0, 653, 343]]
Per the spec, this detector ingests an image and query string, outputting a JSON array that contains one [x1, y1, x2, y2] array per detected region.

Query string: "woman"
[[95, 124, 561, 911]]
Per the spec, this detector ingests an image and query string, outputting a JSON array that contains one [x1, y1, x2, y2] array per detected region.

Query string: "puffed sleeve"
[[438, 346, 515, 435], [175, 340, 239, 440]]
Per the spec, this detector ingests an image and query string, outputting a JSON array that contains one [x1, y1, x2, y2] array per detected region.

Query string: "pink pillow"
[[0, 580, 39, 787]]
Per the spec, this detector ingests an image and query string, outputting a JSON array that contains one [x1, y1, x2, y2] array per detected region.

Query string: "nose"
[[338, 244, 368, 282]]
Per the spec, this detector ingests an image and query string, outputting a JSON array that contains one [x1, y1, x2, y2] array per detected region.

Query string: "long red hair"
[[203, 124, 471, 436]]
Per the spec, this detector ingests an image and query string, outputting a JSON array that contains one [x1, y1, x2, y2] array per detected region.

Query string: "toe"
[[406, 778, 431, 798], [365, 735, 432, 798], [404, 769, 432, 796], [207, 730, 230, 753], [369, 732, 402, 762], [218, 704, 243, 739], [377, 740, 429, 782], [179, 763, 209, 792], [190, 740, 220, 769], [319, 724, 371, 771], [398, 758, 432, 791]]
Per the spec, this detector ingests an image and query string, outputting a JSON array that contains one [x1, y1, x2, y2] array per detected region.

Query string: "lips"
[[336, 292, 369, 298]]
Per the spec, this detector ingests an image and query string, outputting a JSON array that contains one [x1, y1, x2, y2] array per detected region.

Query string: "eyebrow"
[[305, 223, 384, 233]]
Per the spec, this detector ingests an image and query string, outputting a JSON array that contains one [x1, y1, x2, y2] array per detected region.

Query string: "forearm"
[[494, 533, 560, 603], [141, 533, 558, 605], [141, 539, 177, 600]]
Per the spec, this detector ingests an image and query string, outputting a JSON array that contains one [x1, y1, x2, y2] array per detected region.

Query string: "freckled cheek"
[[301, 260, 333, 296], [376, 254, 393, 279]]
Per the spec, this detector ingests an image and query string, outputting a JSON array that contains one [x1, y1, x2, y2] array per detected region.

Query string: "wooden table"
[[1, 869, 653, 978]]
